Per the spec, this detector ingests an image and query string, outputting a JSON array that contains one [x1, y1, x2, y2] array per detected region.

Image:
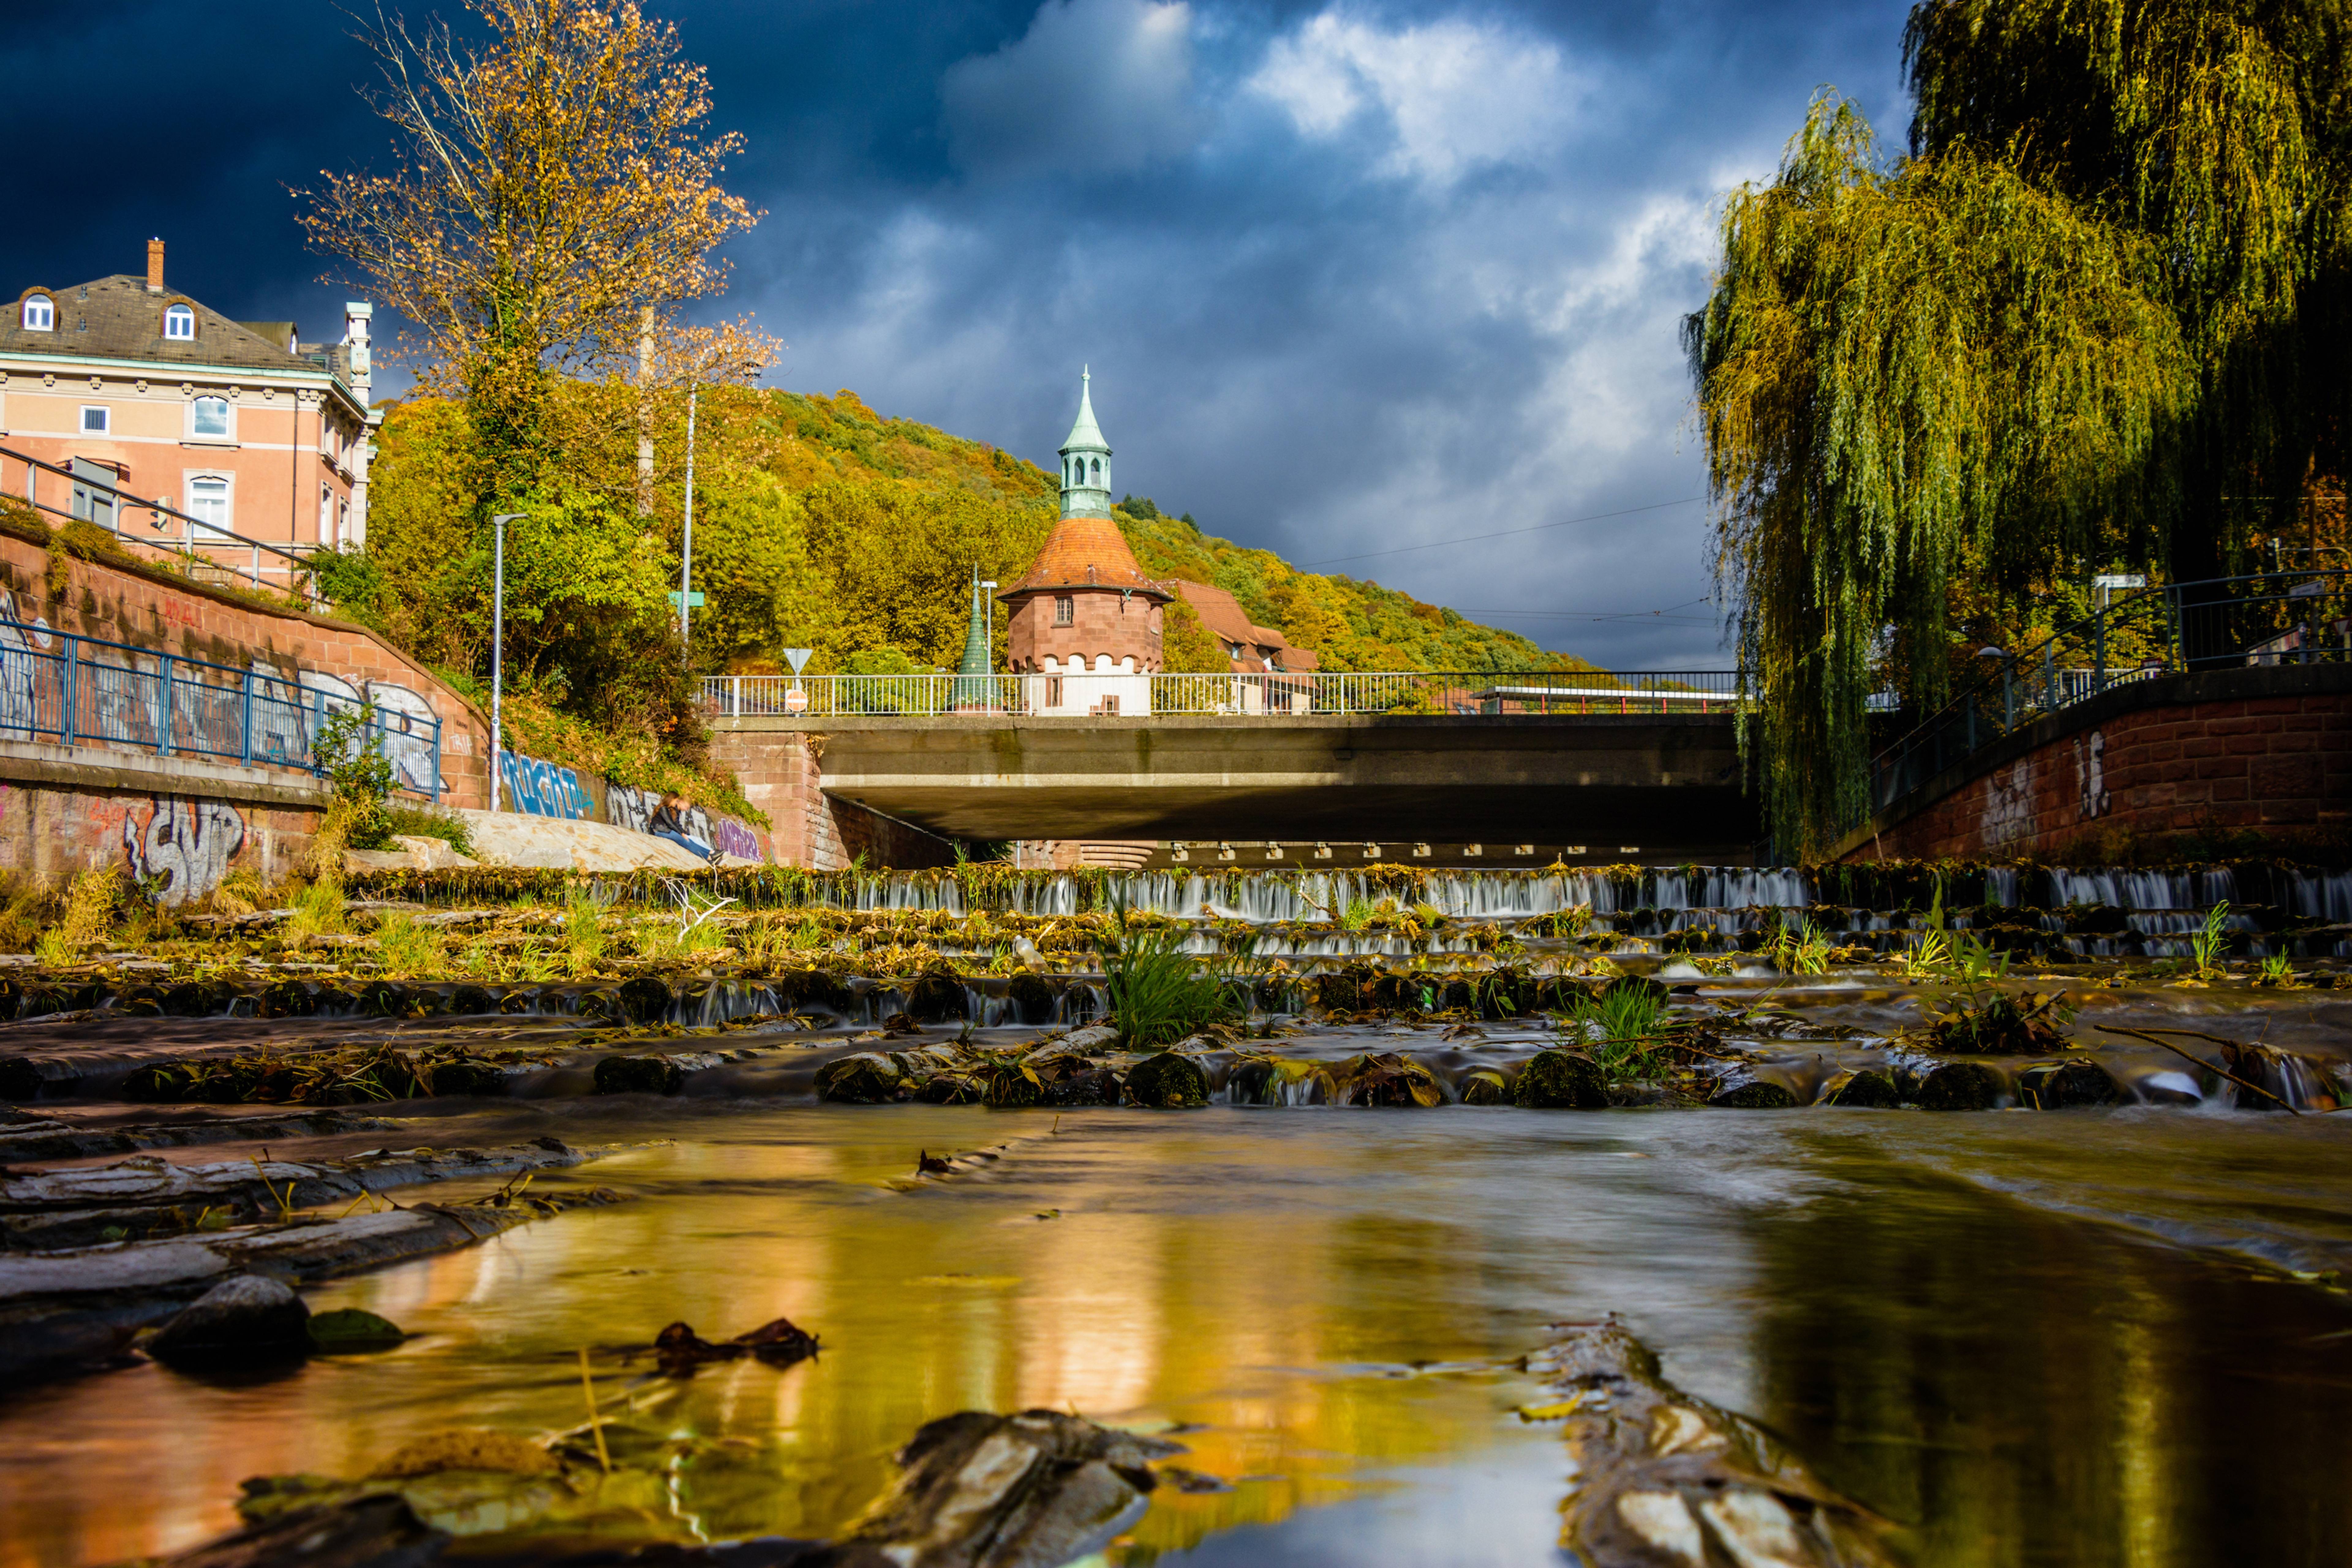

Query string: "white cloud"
[[1247, 10, 1586, 186], [941, 0, 1198, 177]]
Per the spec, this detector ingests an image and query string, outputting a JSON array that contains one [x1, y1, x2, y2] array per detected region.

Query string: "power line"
[[1461, 597, 1714, 622], [1297, 496, 1706, 568]]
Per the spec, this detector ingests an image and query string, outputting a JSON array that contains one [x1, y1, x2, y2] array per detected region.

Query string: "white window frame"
[[21, 295, 52, 331], [79, 405, 110, 435], [184, 472, 234, 543], [163, 303, 196, 341], [187, 395, 233, 442], [319, 482, 334, 543]]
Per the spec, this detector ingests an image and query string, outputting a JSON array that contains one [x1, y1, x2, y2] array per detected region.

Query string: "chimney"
[[146, 239, 164, 293]]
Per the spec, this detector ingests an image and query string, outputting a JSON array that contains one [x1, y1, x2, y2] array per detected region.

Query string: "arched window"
[[164, 303, 195, 340], [190, 396, 230, 439], [21, 294, 52, 331], [187, 476, 231, 540], [1088, 457, 1100, 481]]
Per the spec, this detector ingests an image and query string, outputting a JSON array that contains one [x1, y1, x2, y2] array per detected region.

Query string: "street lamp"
[[491, 512, 526, 811]]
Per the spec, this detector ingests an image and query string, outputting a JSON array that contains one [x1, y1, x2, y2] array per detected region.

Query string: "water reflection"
[[2, 1108, 2349, 1567]]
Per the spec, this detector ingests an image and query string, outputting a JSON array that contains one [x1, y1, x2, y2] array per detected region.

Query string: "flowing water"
[[4, 863, 2352, 1566]]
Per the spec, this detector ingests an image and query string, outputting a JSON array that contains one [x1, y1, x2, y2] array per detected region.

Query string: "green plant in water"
[[1097, 895, 1235, 1049], [1558, 984, 1671, 1083], [1338, 897, 1374, 932], [2191, 901, 2231, 979], [373, 913, 444, 976], [1768, 913, 1834, 976], [2258, 953, 2295, 987], [564, 889, 607, 977]]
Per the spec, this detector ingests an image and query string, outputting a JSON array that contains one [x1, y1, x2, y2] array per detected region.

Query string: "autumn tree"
[[297, 0, 763, 478]]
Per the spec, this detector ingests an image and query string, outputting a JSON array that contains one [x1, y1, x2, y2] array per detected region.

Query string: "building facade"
[[1000, 372, 1170, 716], [0, 240, 378, 592]]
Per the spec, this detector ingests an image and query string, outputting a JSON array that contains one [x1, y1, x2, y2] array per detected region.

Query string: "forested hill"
[[731, 389, 1588, 675], [355, 386, 1589, 694]]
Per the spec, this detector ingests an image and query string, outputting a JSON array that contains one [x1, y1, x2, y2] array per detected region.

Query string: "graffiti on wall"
[[500, 751, 594, 819], [297, 671, 440, 795], [0, 590, 55, 735], [2072, 729, 2109, 821], [608, 781, 761, 861], [124, 797, 247, 905], [1981, 758, 2035, 849]]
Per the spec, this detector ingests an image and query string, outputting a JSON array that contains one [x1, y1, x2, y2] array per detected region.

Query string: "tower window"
[[163, 303, 195, 340], [21, 294, 53, 331], [1054, 594, 1074, 626], [1089, 457, 1100, 480]]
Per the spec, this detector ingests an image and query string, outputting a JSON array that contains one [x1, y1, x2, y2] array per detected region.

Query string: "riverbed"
[[6, 1092, 2350, 1568]]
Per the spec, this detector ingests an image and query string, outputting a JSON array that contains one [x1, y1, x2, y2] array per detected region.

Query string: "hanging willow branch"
[[1686, 96, 2193, 850]]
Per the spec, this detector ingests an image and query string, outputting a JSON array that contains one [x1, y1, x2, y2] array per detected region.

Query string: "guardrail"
[[699, 669, 1744, 719], [1868, 568, 2350, 815], [0, 620, 440, 795], [1, 442, 322, 604]]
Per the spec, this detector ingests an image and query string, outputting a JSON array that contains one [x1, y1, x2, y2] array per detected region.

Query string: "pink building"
[[0, 240, 377, 590]]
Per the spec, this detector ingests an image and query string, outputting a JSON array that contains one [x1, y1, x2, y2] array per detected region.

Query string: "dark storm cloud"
[[0, 0, 1917, 665]]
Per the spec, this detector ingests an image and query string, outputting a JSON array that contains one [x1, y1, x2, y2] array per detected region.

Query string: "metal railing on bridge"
[[0, 621, 441, 795], [1868, 568, 2350, 815], [699, 669, 1744, 719]]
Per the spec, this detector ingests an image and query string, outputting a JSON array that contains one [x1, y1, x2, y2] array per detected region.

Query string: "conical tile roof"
[[1003, 515, 1170, 600]]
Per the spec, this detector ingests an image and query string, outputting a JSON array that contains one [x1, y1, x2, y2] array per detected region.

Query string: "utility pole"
[[490, 513, 525, 811], [679, 386, 698, 648]]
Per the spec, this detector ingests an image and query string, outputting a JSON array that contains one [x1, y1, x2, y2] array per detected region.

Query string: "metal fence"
[[0, 621, 441, 795], [1, 442, 323, 604], [1869, 569, 2350, 815], [699, 669, 1744, 719]]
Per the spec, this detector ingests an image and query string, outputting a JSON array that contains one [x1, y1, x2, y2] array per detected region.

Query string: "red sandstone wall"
[[0, 782, 316, 901], [1006, 587, 1163, 673], [0, 530, 492, 807], [713, 729, 959, 869], [1858, 691, 2350, 860]]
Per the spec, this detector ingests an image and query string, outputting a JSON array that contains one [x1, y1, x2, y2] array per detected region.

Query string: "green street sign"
[[668, 591, 707, 608]]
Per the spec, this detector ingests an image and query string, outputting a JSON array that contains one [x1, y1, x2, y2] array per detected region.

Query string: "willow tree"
[[297, 0, 762, 478], [1689, 0, 2350, 851]]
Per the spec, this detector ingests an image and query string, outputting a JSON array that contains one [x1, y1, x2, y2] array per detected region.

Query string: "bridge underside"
[[717, 713, 1759, 862]]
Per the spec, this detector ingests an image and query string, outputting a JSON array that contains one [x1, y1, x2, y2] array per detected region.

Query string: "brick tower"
[[1000, 370, 1170, 716]]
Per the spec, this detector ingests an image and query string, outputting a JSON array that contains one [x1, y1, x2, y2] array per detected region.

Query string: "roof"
[[1171, 581, 1320, 672], [1002, 515, 1171, 600], [1059, 368, 1108, 454], [0, 275, 337, 383]]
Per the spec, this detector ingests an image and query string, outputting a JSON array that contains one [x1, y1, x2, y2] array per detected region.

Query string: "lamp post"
[[491, 512, 525, 811], [678, 385, 697, 648]]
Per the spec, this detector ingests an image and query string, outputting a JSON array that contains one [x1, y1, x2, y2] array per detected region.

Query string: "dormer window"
[[21, 294, 52, 331], [164, 304, 195, 340]]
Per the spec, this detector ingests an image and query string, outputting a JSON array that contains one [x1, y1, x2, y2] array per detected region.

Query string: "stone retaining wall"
[[1841, 665, 2352, 861], [713, 730, 962, 869]]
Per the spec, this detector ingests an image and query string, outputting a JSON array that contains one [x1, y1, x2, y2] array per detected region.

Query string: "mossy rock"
[[921, 1072, 984, 1104], [1006, 971, 1056, 1024], [114, 985, 165, 1017], [160, 982, 214, 1017], [1917, 1060, 2005, 1111], [1824, 1069, 1900, 1108], [427, 1060, 509, 1097], [2016, 1058, 2120, 1108], [815, 1052, 903, 1104], [308, 1308, 406, 1353], [619, 976, 672, 1024], [449, 985, 495, 1017], [1511, 1050, 1608, 1109], [1225, 1059, 1278, 1106], [0, 1056, 43, 1103], [1709, 1077, 1798, 1109], [1045, 1067, 1121, 1106], [122, 1063, 191, 1103], [982, 1066, 1045, 1108], [1459, 1068, 1510, 1106], [773, 968, 854, 1012], [592, 1055, 684, 1096], [907, 970, 968, 1023], [1314, 967, 1371, 1014], [351, 981, 405, 1017], [1124, 1051, 1210, 1108]]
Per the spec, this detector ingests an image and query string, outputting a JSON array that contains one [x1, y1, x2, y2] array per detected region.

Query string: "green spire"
[[951, 565, 992, 706]]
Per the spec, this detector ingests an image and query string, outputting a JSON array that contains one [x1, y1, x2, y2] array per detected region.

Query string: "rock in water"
[[1822, 1069, 1900, 1108], [982, 1067, 1044, 1109], [156, 1493, 447, 1568], [1709, 1076, 1797, 1108], [842, 1410, 1182, 1568], [1528, 1319, 1898, 1568], [308, 1308, 406, 1354], [1512, 1050, 1608, 1109], [2016, 1058, 2120, 1108], [816, 1052, 905, 1104], [1043, 1068, 1121, 1107], [148, 1274, 312, 1367], [1123, 1052, 1209, 1108], [1459, 1068, 1510, 1106], [1917, 1060, 2005, 1111]]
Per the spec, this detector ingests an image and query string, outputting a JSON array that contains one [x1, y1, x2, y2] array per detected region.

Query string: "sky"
[[0, 0, 1917, 667]]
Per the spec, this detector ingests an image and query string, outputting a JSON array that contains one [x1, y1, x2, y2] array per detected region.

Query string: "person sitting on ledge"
[[649, 792, 719, 864]]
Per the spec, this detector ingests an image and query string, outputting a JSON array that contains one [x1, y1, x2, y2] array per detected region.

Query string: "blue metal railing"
[[0, 622, 441, 797]]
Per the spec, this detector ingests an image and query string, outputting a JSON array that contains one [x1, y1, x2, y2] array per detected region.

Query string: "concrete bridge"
[[707, 672, 1757, 866]]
